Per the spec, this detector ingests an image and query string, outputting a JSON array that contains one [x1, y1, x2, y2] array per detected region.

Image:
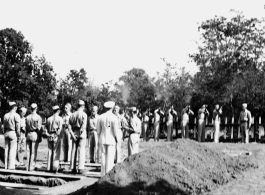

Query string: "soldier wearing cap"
[[45, 105, 63, 172], [3, 102, 21, 170], [25, 103, 42, 170], [97, 101, 119, 176], [166, 106, 178, 141], [181, 105, 194, 139], [213, 104, 222, 143], [87, 106, 99, 163], [126, 107, 141, 156], [197, 104, 209, 142], [69, 100, 87, 174], [16, 107, 27, 166], [61, 103, 72, 162], [113, 105, 124, 163], [238, 103, 252, 143], [153, 108, 164, 142]]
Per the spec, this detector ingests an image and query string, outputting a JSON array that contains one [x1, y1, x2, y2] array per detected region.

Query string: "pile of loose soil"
[[0, 174, 66, 187], [71, 139, 257, 195]]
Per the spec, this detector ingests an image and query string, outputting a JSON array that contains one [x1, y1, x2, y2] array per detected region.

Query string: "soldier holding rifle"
[[181, 105, 194, 139], [166, 105, 178, 141], [213, 104, 222, 143], [197, 104, 209, 142]]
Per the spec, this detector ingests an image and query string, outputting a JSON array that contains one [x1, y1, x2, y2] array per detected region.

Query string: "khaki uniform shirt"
[[238, 109, 252, 127], [26, 113, 42, 133], [46, 114, 63, 135], [3, 111, 21, 132], [87, 115, 99, 132], [213, 109, 222, 122], [69, 109, 87, 133]]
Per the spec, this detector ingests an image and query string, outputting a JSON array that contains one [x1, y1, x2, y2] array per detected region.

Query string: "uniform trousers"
[[167, 122, 173, 141], [181, 120, 189, 139], [101, 144, 115, 176], [154, 122, 160, 141], [128, 133, 140, 156], [142, 123, 148, 141], [16, 132, 26, 163], [62, 128, 72, 162], [47, 139, 61, 171], [214, 120, 220, 143], [197, 119, 206, 142], [115, 128, 122, 163], [240, 122, 249, 143], [26, 131, 38, 170], [4, 131, 17, 170], [88, 130, 98, 163], [70, 130, 86, 170]]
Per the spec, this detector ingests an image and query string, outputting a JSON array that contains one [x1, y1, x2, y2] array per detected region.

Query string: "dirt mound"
[[71, 139, 257, 195], [0, 174, 67, 187]]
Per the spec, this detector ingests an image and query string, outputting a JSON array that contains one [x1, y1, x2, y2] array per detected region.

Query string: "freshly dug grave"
[[0, 174, 66, 187], [71, 139, 257, 195]]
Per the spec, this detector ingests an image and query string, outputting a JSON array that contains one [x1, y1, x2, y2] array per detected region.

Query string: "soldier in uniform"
[[16, 107, 27, 166], [213, 104, 222, 143], [87, 106, 99, 163], [141, 110, 149, 142], [69, 100, 87, 174], [153, 108, 164, 142], [97, 101, 119, 176], [181, 105, 194, 139], [3, 102, 21, 170], [61, 103, 72, 162], [45, 105, 63, 172], [113, 105, 123, 163], [166, 106, 178, 141], [197, 105, 209, 142], [238, 103, 252, 143], [25, 103, 42, 170], [127, 107, 141, 156]]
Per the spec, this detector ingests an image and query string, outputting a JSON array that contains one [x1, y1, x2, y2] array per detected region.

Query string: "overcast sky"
[[0, 0, 264, 85]]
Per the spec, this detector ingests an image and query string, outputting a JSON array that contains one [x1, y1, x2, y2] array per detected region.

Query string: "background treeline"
[[1, 11, 265, 122]]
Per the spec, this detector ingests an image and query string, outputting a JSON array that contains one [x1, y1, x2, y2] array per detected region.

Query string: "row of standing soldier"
[[1, 100, 252, 174]]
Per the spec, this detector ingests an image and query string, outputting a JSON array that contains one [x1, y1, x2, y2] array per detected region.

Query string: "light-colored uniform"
[[46, 114, 63, 171], [16, 116, 26, 164], [181, 108, 194, 139], [69, 109, 87, 171], [213, 108, 222, 143], [87, 114, 99, 163], [3, 111, 20, 169], [97, 110, 119, 176], [197, 108, 209, 142], [153, 110, 160, 141], [128, 116, 141, 156], [166, 109, 177, 141], [141, 114, 149, 141], [238, 109, 252, 143], [61, 112, 72, 162], [25, 113, 42, 170]]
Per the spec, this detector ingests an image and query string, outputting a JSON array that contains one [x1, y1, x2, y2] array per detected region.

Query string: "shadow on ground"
[[70, 179, 189, 195]]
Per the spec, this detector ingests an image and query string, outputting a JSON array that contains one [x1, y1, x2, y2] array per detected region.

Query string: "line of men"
[[139, 103, 252, 144], [1, 100, 142, 177]]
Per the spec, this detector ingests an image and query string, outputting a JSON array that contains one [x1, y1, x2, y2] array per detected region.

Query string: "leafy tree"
[[57, 68, 88, 108], [190, 11, 265, 118], [0, 28, 57, 117], [118, 68, 156, 111]]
